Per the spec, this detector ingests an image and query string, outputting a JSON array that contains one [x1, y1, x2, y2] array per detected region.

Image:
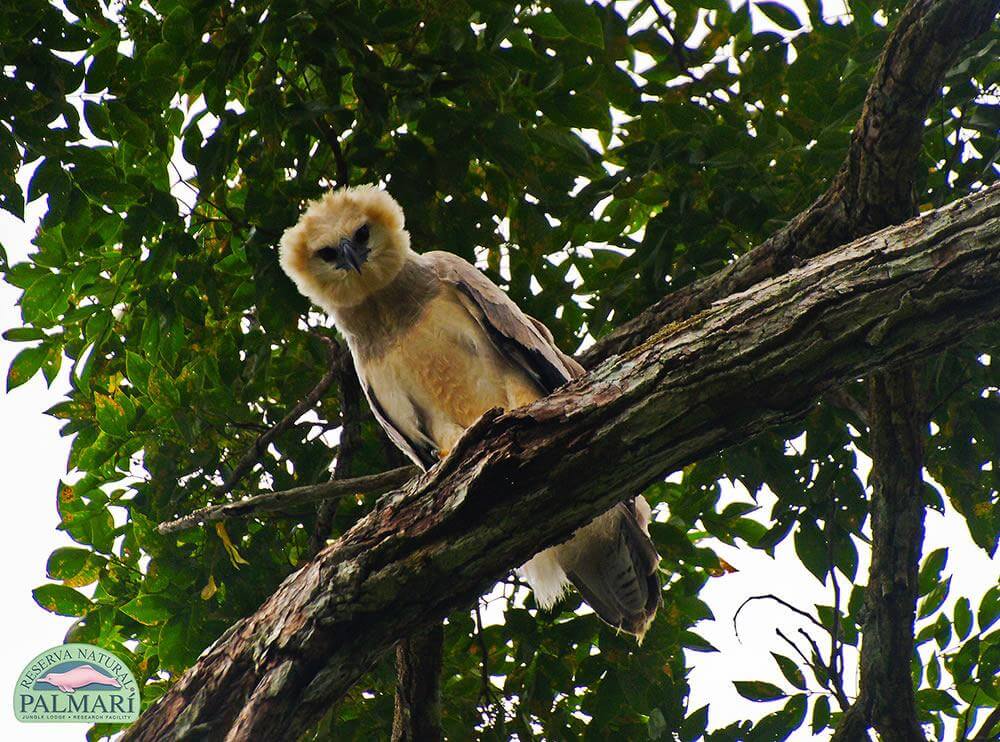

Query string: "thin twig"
[[971, 705, 1000, 741], [733, 594, 827, 641], [959, 687, 979, 741], [646, 0, 688, 72], [826, 506, 843, 689], [474, 601, 504, 727], [775, 627, 813, 670], [213, 336, 341, 497], [157, 465, 419, 534], [797, 627, 851, 711], [309, 343, 366, 555], [825, 384, 869, 425]]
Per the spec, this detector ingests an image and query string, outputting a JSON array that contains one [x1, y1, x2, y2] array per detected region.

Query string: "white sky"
[[1, 0, 997, 740]]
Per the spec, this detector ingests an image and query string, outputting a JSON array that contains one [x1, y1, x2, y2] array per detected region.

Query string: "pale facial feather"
[[279, 185, 413, 309]]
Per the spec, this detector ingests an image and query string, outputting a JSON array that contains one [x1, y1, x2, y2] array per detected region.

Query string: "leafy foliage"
[[1, 0, 997, 739]]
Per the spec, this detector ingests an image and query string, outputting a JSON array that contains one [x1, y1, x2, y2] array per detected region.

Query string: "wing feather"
[[362, 382, 438, 470], [422, 251, 584, 393]]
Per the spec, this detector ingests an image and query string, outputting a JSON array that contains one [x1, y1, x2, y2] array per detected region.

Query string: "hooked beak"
[[338, 238, 365, 274], [317, 237, 369, 273]]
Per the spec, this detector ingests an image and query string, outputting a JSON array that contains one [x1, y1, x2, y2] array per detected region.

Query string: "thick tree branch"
[[580, 0, 1000, 367], [156, 466, 417, 534], [122, 186, 1000, 741]]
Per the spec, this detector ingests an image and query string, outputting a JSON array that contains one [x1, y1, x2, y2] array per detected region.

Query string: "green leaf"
[[83, 100, 115, 140], [33, 584, 91, 616], [46, 547, 103, 587], [754, 1, 803, 31], [932, 613, 952, 650], [158, 611, 203, 672], [771, 652, 807, 690], [529, 11, 570, 39], [6, 344, 47, 390], [810, 695, 830, 734], [163, 6, 195, 46], [980, 585, 1000, 631], [20, 272, 66, 323], [954, 597, 972, 640], [679, 704, 709, 741], [734, 680, 786, 702], [793, 520, 829, 583], [681, 630, 718, 653], [550, 0, 604, 48], [927, 652, 940, 688], [120, 594, 176, 625], [94, 392, 129, 437], [144, 42, 178, 78], [917, 688, 958, 713], [126, 350, 152, 394], [919, 576, 951, 619], [918, 548, 948, 595]]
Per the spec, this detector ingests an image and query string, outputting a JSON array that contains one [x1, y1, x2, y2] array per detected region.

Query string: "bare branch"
[[157, 465, 418, 534], [733, 594, 826, 640], [971, 706, 1000, 741]]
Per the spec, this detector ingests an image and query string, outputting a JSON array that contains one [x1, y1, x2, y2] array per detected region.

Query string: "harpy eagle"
[[279, 186, 662, 637]]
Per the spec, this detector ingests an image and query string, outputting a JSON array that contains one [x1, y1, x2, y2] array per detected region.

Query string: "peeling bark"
[[121, 186, 1000, 741], [581, 0, 1000, 368]]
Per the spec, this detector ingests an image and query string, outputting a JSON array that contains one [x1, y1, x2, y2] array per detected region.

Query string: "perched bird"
[[279, 186, 662, 637]]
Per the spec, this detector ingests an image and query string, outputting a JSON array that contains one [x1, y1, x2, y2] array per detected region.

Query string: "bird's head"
[[279, 185, 411, 309]]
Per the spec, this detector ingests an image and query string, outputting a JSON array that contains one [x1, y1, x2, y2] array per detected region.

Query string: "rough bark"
[[580, 0, 1000, 368], [121, 186, 1000, 741], [865, 370, 927, 741], [831, 370, 928, 742], [391, 623, 444, 742]]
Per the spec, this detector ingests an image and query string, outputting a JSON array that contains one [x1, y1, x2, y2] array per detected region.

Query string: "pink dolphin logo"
[[36, 664, 122, 693]]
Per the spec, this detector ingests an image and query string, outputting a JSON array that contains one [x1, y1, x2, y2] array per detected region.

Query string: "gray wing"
[[559, 499, 662, 638], [360, 381, 438, 471], [422, 251, 584, 394]]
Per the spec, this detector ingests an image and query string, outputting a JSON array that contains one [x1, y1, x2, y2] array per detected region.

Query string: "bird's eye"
[[353, 224, 370, 244], [315, 246, 339, 263]]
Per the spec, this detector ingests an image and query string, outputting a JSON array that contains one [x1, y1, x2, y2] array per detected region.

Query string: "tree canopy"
[[1, 0, 997, 740]]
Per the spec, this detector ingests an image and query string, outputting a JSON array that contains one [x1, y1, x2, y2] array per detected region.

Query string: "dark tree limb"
[[580, 0, 1000, 368], [864, 369, 926, 741], [391, 623, 444, 742], [121, 186, 1000, 741], [832, 370, 928, 742]]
